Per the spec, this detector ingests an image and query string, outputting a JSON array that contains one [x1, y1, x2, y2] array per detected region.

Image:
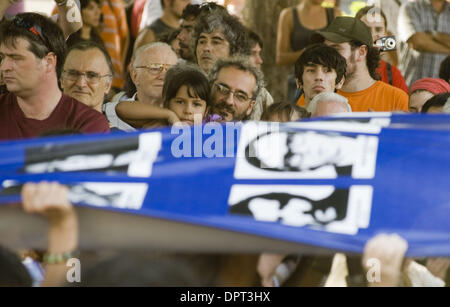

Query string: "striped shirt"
[[100, 0, 129, 89], [397, 0, 450, 87]]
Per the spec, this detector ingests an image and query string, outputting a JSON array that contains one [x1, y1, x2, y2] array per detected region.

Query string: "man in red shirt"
[[355, 5, 409, 94], [0, 13, 109, 141]]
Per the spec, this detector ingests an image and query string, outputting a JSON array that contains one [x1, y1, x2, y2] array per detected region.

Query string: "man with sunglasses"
[[0, 13, 109, 140], [209, 57, 264, 122]]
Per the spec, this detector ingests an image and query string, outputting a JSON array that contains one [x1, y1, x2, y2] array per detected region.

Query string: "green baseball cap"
[[311, 16, 373, 47]]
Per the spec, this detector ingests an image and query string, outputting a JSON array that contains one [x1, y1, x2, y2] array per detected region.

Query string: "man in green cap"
[[311, 16, 408, 112]]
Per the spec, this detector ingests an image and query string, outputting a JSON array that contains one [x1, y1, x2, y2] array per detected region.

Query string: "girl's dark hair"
[[80, 0, 101, 9], [0, 246, 32, 287], [421, 92, 450, 113], [163, 63, 211, 108], [261, 101, 309, 122]]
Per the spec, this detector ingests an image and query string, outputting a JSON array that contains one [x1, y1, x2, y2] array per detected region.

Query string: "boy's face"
[[297, 63, 343, 103]]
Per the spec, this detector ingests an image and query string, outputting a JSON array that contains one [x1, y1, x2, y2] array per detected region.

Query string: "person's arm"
[[275, 8, 304, 66], [55, 0, 83, 39], [116, 100, 180, 128], [398, 4, 450, 55], [433, 33, 450, 50], [362, 234, 408, 287], [21, 182, 78, 287], [407, 32, 450, 54]]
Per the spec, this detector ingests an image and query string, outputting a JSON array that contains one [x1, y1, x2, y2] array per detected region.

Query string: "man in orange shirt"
[[308, 17, 408, 112]]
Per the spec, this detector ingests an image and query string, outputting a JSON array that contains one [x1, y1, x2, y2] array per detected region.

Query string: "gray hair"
[[442, 97, 450, 114], [132, 42, 175, 67], [308, 92, 352, 114], [194, 9, 251, 57], [209, 57, 265, 100]]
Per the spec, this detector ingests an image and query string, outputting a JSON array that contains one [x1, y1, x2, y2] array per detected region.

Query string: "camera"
[[374, 36, 396, 52]]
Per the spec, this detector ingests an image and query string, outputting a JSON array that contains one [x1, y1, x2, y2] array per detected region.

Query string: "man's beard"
[[179, 44, 195, 62], [212, 103, 250, 122], [344, 52, 358, 83]]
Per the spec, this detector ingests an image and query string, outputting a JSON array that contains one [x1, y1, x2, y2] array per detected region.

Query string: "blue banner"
[[0, 114, 449, 257]]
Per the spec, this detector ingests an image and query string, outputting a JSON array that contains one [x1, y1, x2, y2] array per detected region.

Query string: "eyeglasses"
[[214, 83, 254, 104], [134, 63, 173, 75], [13, 16, 48, 49], [62, 70, 111, 84]]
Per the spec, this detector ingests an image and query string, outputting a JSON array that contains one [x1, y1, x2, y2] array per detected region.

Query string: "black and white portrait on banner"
[[22, 132, 162, 177], [228, 185, 373, 235], [234, 123, 379, 179]]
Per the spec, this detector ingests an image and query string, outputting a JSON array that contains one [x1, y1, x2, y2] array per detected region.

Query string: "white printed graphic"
[[69, 182, 148, 210], [235, 122, 379, 179], [127, 133, 162, 177], [228, 185, 373, 235], [24, 132, 162, 178]]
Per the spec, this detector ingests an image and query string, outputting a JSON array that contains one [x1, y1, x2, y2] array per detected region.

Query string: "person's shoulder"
[[376, 81, 407, 96], [279, 6, 294, 22], [376, 81, 408, 109]]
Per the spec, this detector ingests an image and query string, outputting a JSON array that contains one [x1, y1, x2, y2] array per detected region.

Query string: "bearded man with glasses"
[[0, 13, 110, 140], [209, 57, 264, 122]]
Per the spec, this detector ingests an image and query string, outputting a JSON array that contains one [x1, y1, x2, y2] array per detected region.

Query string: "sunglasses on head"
[[12, 16, 49, 49]]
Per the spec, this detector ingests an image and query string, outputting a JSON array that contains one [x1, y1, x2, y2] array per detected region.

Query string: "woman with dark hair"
[[421, 92, 450, 114], [66, 0, 105, 49]]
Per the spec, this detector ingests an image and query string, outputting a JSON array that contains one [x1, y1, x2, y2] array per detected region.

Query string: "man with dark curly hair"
[[193, 8, 251, 74], [311, 17, 408, 112]]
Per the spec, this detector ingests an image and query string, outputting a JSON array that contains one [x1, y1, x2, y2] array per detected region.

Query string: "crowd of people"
[[0, 0, 449, 287]]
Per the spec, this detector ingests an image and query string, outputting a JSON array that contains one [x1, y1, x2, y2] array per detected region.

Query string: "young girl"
[[115, 63, 217, 128]]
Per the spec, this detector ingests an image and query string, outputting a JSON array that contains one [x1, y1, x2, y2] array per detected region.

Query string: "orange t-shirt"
[[296, 81, 409, 112], [338, 81, 408, 112], [297, 95, 306, 107]]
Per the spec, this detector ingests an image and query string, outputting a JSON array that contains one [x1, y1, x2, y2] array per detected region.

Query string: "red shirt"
[[0, 93, 110, 141], [377, 60, 409, 94]]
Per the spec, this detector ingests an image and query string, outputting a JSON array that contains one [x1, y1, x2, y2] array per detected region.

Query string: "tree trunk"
[[242, 0, 299, 103]]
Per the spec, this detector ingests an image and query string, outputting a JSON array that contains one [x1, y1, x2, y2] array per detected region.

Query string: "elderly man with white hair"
[[307, 92, 352, 117], [104, 42, 178, 130]]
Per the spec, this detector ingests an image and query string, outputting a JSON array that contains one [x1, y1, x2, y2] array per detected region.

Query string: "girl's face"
[[82, 1, 101, 28], [168, 85, 208, 125]]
